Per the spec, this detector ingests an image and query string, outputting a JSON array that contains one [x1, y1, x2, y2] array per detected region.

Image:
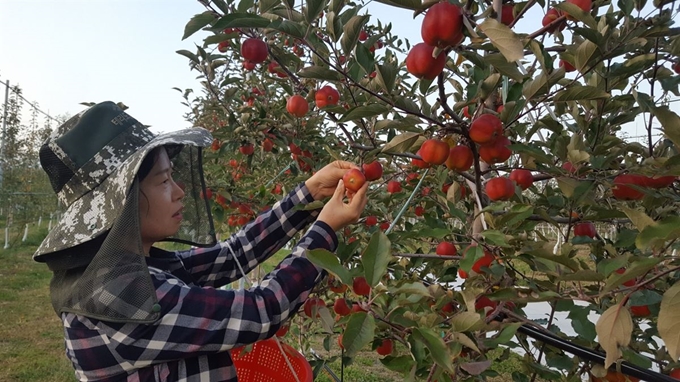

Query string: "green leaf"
[[483, 323, 522, 347], [480, 230, 510, 247], [636, 216, 680, 251], [556, 177, 583, 198], [306, 248, 352, 285], [381, 132, 420, 154], [338, 104, 389, 123], [341, 15, 370, 57], [574, 39, 599, 73], [176, 49, 200, 64], [485, 53, 526, 82], [326, 11, 342, 42], [380, 355, 416, 373], [361, 231, 392, 287], [554, 85, 610, 102], [554, 2, 597, 28], [297, 66, 344, 81], [619, 207, 655, 232], [658, 283, 680, 361], [374, 0, 423, 10], [389, 281, 431, 297], [375, 62, 398, 94], [355, 42, 375, 75], [478, 18, 525, 63], [560, 270, 604, 282], [268, 19, 307, 39], [212, 13, 271, 29], [412, 328, 455, 373], [650, 106, 680, 150], [259, 0, 280, 13], [342, 312, 376, 357], [183, 12, 216, 40], [595, 305, 632, 369], [237, 0, 255, 13], [522, 71, 548, 100], [451, 311, 486, 332], [604, 258, 661, 292], [497, 204, 534, 228], [305, 0, 326, 23]]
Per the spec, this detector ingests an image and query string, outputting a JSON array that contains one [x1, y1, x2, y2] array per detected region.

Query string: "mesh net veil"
[[47, 145, 215, 323], [50, 180, 160, 323]]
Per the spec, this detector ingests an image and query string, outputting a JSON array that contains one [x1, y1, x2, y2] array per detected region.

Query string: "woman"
[[34, 101, 368, 381]]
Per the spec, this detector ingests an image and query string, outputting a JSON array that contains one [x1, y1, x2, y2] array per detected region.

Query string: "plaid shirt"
[[61, 183, 336, 381]]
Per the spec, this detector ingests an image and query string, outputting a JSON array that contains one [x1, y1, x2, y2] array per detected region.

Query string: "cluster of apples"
[[286, 85, 340, 118], [405, 2, 465, 80]]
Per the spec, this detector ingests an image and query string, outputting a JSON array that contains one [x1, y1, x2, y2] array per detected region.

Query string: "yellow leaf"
[[595, 305, 632, 368], [659, 283, 680, 361], [477, 18, 524, 63], [619, 207, 656, 232]]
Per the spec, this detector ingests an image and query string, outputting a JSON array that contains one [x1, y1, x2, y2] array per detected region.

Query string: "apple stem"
[[385, 168, 430, 235]]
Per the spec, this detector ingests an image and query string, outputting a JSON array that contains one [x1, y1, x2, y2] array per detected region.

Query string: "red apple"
[[241, 38, 268, 63], [446, 145, 474, 171], [343, 169, 366, 192], [352, 276, 371, 296], [485, 177, 515, 201], [387, 180, 402, 193], [509, 169, 534, 190], [573, 222, 596, 238], [333, 298, 352, 316], [315, 85, 340, 108], [421, 2, 464, 48], [303, 297, 325, 318], [479, 136, 512, 164], [376, 339, 393, 356], [362, 161, 383, 181], [470, 114, 503, 144], [286, 95, 309, 117], [365, 215, 378, 227], [612, 174, 646, 200], [436, 241, 457, 256], [420, 139, 450, 165]]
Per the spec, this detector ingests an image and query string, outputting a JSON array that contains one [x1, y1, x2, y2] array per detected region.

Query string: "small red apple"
[[376, 339, 393, 356], [315, 85, 340, 108], [509, 169, 534, 190], [445, 145, 474, 171], [365, 215, 378, 227], [239, 143, 254, 156], [333, 298, 352, 316], [469, 114, 503, 144], [419, 139, 450, 165], [362, 161, 383, 181], [342, 169, 366, 192], [303, 297, 325, 318], [241, 38, 268, 63], [612, 174, 646, 200], [286, 95, 309, 117], [352, 276, 371, 296], [387, 180, 402, 194], [436, 241, 457, 256], [573, 222, 596, 238], [485, 177, 515, 201], [471, 250, 494, 273]]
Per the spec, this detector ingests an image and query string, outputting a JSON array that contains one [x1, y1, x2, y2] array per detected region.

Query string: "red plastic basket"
[[231, 338, 313, 382]]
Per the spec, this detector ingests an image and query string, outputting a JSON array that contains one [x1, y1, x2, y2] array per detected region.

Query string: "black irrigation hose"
[[516, 324, 677, 382]]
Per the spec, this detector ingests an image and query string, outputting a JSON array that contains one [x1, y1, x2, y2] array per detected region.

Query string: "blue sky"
[[0, 1, 207, 133], [0, 0, 671, 142]]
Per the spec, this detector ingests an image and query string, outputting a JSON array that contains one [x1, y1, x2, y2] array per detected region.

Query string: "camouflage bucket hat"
[[34, 101, 216, 261]]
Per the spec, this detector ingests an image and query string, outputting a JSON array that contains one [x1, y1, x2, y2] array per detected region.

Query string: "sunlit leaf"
[[306, 248, 352, 285], [381, 132, 420, 153], [595, 305, 632, 368], [412, 328, 455, 373], [659, 283, 680, 361], [478, 18, 524, 62]]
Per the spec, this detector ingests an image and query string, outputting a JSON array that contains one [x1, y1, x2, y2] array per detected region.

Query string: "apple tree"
[[178, 0, 680, 379]]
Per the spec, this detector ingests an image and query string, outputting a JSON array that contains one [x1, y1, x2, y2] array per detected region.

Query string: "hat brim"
[[33, 128, 213, 260]]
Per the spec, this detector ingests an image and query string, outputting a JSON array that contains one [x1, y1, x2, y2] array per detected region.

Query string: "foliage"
[[179, 0, 680, 380], [0, 86, 60, 229]]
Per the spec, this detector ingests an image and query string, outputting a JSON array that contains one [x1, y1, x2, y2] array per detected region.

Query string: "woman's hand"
[[305, 161, 360, 201], [317, 180, 369, 232]]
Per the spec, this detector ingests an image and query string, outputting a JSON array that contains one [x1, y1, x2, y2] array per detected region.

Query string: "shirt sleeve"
[[96, 222, 336, 365], [176, 182, 321, 288]]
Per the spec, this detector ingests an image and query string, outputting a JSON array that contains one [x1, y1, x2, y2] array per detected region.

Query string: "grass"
[[0, 231, 527, 382]]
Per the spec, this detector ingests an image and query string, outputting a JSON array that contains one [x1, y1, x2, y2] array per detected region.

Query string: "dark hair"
[[137, 147, 163, 182]]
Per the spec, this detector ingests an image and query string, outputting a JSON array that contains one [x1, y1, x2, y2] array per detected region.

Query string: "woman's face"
[[139, 148, 185, 252]]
